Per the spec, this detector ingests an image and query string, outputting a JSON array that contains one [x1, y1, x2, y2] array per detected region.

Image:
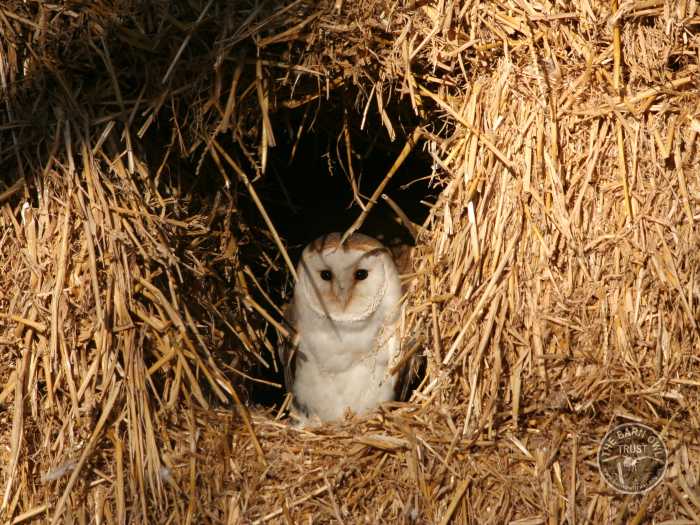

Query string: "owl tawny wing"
[[279, 302, 311, 417], [279, 302, 298, 393]]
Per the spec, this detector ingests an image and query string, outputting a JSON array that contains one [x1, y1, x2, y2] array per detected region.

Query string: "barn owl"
[[281, 232, 404, 423]]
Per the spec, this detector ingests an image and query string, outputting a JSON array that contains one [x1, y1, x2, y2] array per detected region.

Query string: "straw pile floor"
[[1, 0, 699, 523]]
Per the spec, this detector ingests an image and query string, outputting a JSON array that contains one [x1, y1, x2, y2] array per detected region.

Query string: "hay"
[[1, 0, 700, 523]]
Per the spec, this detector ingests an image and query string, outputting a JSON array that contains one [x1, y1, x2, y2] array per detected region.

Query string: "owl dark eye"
[[355, 269, 368, 280], [320, 270, 332, 281]]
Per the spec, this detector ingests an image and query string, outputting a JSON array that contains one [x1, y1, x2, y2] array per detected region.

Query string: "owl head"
[[295, 232, 402, 322]]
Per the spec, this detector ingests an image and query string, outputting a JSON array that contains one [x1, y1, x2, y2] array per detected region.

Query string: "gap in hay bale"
[[240, 98, 440, 410]]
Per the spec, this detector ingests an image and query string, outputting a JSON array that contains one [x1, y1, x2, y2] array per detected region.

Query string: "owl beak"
[[332, 282, 350, 309]]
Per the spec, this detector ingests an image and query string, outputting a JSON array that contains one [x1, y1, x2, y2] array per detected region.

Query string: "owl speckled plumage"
[[281, 232, 403, 423]]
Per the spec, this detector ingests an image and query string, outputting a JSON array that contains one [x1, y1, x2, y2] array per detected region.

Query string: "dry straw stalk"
[[1, 0, 699, 523]]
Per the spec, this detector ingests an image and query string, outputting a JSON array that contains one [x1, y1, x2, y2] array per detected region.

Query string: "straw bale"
[[1, 0, 700, 523]]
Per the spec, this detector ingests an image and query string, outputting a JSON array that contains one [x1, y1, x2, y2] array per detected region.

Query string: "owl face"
[[296, 233, 395, 322]]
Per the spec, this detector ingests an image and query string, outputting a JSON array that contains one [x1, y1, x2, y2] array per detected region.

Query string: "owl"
[[281, 232, 404, 423]]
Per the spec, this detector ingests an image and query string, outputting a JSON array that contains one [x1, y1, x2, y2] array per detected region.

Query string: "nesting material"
[[1, 0, 699, 523]]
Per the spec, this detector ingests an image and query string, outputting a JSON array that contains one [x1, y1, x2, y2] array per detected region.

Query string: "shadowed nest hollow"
[[1, 0, 700, 523]]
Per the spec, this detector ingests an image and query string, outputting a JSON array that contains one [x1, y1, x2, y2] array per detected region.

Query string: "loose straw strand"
[[341, 127, 422, 245]]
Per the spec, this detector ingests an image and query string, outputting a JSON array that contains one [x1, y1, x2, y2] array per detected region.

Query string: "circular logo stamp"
[[598, 422, 667, 494]]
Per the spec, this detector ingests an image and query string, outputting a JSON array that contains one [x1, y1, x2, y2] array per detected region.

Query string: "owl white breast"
[[282, 232, 403, 423]]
